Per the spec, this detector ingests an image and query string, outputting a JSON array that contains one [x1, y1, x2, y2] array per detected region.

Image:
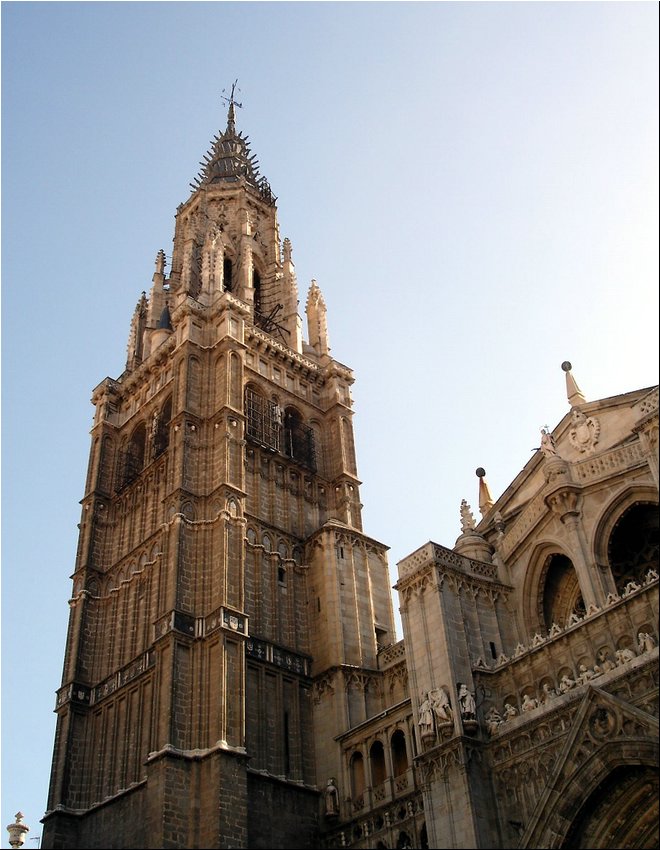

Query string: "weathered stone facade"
[[41, 104, 658, 849]]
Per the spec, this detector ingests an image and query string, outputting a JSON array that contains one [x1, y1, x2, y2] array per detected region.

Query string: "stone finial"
[[282, 237, 293, 264], [459, 499, 476, 532], [561, 361, 586, 406], [6, 812, 29, 849], [306, 280, 330, 356], [155, 249, 166, 276], [476, 467, 494, 515]]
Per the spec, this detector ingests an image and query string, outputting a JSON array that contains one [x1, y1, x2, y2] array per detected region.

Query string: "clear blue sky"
[[2, 1, 658, 842]]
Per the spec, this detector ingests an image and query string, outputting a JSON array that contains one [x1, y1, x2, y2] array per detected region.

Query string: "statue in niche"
[[541, 683, 557, 702], [559, 673, 576, 693], [568, 407, 600, 454], [521, 693, 538, 712], [486, 707, 503, 735], [503, 703, 518, 720], [578, 664, 595, 684], [596, 648, 616, 672], [430, 687, 453, 725], [458, 684, 476, 720], [615, 647, 636, 665], [324, 778, 340, 817]]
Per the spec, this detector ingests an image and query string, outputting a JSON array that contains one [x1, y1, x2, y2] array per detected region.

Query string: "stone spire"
[[561, 361, 586, 406], [187, 83, 275, 205], [476, 467, 494, 516]]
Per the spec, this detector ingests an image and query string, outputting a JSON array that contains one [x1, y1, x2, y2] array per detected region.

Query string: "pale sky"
[[2, 1, 658, 842]]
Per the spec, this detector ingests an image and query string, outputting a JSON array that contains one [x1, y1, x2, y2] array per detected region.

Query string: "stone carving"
[[521, 693, 538, 712], [605, 592, 621, 605], [539, 427, 559, 457], [615, 647, 636, 665], [531, 632, 545, 647], [514, 642, 527, 657], [568, 407, 600, 454], [548, 622, 562, 637], [577, 665, 595, 685], [417, 693, 434, 738], [622, 580, 641, 596], [459, 499, 476, 532], [324, 778, 340, 817], [503, 703, 518, 720], [596, 648, 616, 672], [486, 707, 503, 736], [645, 567, 659, 583], [541, 683, 557, 702], [430, 687, 453, 726], [638, 632, 657, 654], [458, 684, 477, 720], [558, 674, 576, 693]]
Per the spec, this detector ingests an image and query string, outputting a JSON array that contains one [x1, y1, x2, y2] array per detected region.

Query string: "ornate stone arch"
[[593, 486, 658, 594], [523, 688, 659, 848]]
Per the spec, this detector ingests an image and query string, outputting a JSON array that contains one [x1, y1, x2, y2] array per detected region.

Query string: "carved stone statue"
[[539, 427, 559, 457], [615, 647, 636, 665], [578, 664, 594, 684], [417, 693, 434, 737], [486, 707, 502, 735], [638, 632, 657, 654], [324, 778, 339, 817], [458, 684, 476, 720], [597, 648, 616, 672], [559, 674, 576, 693], [503, 703, 518, 720], [459, 499, 476, 532], [429, 687, 453, 724], [521, 693, 538, 712]]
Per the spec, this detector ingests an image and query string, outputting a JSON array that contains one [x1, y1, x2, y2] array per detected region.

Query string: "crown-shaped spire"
[[188, 81, 276, 204]]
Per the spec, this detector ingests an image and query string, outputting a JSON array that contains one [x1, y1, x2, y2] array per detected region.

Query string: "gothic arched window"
[[283, 407, 316, 471], [541, 553, 584, 631], [121, 423, 146, 488], [391, 729, 408, 777], [608, 502, 659, 593]]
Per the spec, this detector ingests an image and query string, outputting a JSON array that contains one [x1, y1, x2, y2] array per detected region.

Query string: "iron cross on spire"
[[221, 79, 242, 133]]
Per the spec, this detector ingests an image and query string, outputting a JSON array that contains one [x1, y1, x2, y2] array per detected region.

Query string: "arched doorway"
[[562, 765, 659, 848]]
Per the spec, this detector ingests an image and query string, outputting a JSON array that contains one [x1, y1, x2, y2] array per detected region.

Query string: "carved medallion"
[[568, 407, 600, 454]]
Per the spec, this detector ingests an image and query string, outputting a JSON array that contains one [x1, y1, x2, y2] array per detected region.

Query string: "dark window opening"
[[489, 641, 497, 659], [609, 503, 659, 593], [283, 710, 290, 776], [223, 256, 233, 292], [154, 397, 172, 458], [278, 566, 286, 584], [253, 269, 262, 314]]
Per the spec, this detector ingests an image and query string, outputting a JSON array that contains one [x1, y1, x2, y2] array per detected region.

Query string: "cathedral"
[[41, 100, 659, 850]]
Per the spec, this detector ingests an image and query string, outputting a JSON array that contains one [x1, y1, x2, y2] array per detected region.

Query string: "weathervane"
[[221, 79, 243, 112]]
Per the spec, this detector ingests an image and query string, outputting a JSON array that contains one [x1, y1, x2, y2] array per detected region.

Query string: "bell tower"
[[41, 93, 396, 850]]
